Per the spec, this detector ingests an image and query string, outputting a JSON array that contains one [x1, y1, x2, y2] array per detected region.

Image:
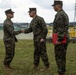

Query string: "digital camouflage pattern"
[[24, 15, 49, 66], [24, 15, 48, 42], [3, 18, 21, 65], [54, 44, 68, 74], [53, 9, 69, 74], [53, 9, 70, 42], [34, 41, 49, 66], [3, 18, 21, 43]]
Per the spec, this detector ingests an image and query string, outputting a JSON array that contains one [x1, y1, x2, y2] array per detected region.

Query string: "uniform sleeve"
[[24, 23, 32, 33], [56, 14, 69, 42], [5, 23, 21, 36], [39, 18, 48, 39]]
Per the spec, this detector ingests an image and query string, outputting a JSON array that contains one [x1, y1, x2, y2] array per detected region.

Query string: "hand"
[[56, 41, 61, 44], [40, 38, 45, 42], [20, 29, 25, 33]]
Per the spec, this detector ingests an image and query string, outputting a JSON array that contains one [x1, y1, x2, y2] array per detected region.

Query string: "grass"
[[0, 40, 76, 75]]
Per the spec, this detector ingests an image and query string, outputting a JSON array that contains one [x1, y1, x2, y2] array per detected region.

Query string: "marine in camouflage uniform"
[[52, 1, 70, 75], [3, 9, 21, 69], [24, 8, 49, 69]]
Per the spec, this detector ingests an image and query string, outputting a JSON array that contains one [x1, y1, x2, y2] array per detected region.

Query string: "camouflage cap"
[[52, 1, 63, 6], [5, 9, 14, 14], [28, 8, 37, 12]]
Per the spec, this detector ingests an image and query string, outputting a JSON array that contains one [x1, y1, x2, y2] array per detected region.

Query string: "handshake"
[[20, 29, 25, 33]]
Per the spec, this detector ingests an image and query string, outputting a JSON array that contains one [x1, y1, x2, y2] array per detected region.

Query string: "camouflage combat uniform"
[[53, 9, 70, 74], [3, 18, 21, 66], [24, 15, 49, 67]]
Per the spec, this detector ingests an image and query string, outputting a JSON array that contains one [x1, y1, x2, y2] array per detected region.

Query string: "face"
[[29, 11, 35, 17], [7, 13, 14, 18], [53, 5, 59, 11]]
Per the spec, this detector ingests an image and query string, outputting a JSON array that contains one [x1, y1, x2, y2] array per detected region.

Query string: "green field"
[[0, 40, 76, 75]]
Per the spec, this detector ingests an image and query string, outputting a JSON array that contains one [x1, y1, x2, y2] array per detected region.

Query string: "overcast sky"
[[0, 0, 75, 23]]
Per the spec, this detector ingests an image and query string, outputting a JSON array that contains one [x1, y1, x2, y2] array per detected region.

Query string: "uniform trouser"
[[34, 41, 49, 66], [4, 41, 15, 66], [54, 44, 68, 74]]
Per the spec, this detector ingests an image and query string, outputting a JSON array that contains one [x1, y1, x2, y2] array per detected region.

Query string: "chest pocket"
[[32, 20, 42, 31]]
